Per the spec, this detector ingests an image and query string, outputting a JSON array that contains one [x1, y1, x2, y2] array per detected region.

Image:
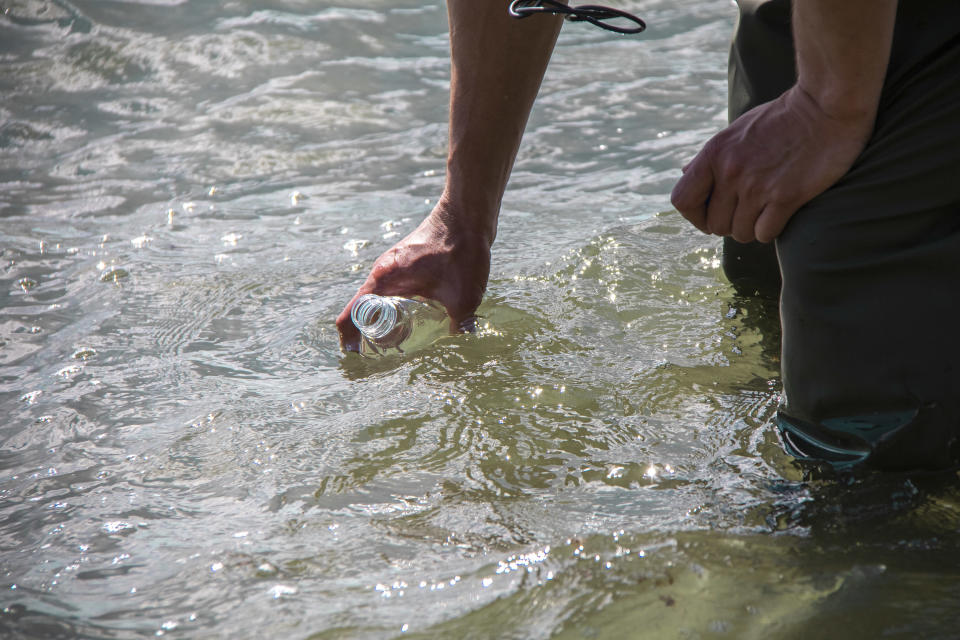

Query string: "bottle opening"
[[350, 294, 398, 340]]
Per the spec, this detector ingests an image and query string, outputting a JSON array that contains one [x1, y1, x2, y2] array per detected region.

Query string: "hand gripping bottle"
[[350, 294, 450, 356]]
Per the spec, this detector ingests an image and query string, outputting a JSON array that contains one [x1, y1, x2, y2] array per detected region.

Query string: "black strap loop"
[[508, 0, 646, 35]]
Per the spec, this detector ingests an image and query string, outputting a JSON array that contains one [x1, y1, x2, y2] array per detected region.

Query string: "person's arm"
[[336, 1, 564, 350], [671, 0, 897, 243]]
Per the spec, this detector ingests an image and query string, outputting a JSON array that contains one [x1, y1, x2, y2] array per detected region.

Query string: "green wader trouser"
[[726, 0, 960, 471]]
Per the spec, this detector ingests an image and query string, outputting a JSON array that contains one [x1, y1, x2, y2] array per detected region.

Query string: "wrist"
[[786, 83, 878, 147], [432, 190, 499, 248], [794, 79, 879, 126]]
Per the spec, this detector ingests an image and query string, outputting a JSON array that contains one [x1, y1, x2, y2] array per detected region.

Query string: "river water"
[[2, 0, 960, 638]]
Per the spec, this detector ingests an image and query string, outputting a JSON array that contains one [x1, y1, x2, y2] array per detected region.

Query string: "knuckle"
[[702, 136, 722, 155], [739, 176, 760, 200], [715, 157, 742, 183], [766, 186, 793, 206]]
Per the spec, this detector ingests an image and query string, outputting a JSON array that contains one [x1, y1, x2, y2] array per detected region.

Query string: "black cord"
[[508, 0, 646, 35]]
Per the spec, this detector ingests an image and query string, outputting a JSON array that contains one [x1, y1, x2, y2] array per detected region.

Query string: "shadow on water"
[[393, 469, 960, 640]]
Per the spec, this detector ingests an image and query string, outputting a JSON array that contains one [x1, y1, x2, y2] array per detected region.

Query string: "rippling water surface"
[[3, 1, 960, 638]]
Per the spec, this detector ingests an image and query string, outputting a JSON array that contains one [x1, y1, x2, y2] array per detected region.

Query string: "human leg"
[[777, 29, 960, 471]]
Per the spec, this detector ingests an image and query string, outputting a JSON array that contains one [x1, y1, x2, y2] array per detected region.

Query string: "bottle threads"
[[350, 294, 399, 340]]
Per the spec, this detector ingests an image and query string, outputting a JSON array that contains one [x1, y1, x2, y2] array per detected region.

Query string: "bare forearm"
[[793, 0, 897, 123], [440, 0, 563, 244], [336, 3, 563, 344]]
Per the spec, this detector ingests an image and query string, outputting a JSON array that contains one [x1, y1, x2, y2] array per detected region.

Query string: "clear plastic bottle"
[[350, 294, 450, 356]]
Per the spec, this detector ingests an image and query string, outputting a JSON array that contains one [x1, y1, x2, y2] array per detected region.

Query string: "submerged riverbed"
[[2, 1, 960, 638]]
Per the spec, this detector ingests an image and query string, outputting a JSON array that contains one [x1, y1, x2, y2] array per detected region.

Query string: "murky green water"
[[3, 1, 960, 638]]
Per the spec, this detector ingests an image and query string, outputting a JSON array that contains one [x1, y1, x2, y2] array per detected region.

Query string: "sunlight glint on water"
[[2, 1, 960, 639]]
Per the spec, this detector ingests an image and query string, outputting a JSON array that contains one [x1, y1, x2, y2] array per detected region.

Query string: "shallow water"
[[2, 1, 960, 638]]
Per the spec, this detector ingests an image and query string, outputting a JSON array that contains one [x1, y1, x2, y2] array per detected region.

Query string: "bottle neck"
[[350, 294, 399, 340]]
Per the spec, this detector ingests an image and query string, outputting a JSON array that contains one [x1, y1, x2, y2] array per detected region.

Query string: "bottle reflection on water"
[[350, 294, 451, 357]]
